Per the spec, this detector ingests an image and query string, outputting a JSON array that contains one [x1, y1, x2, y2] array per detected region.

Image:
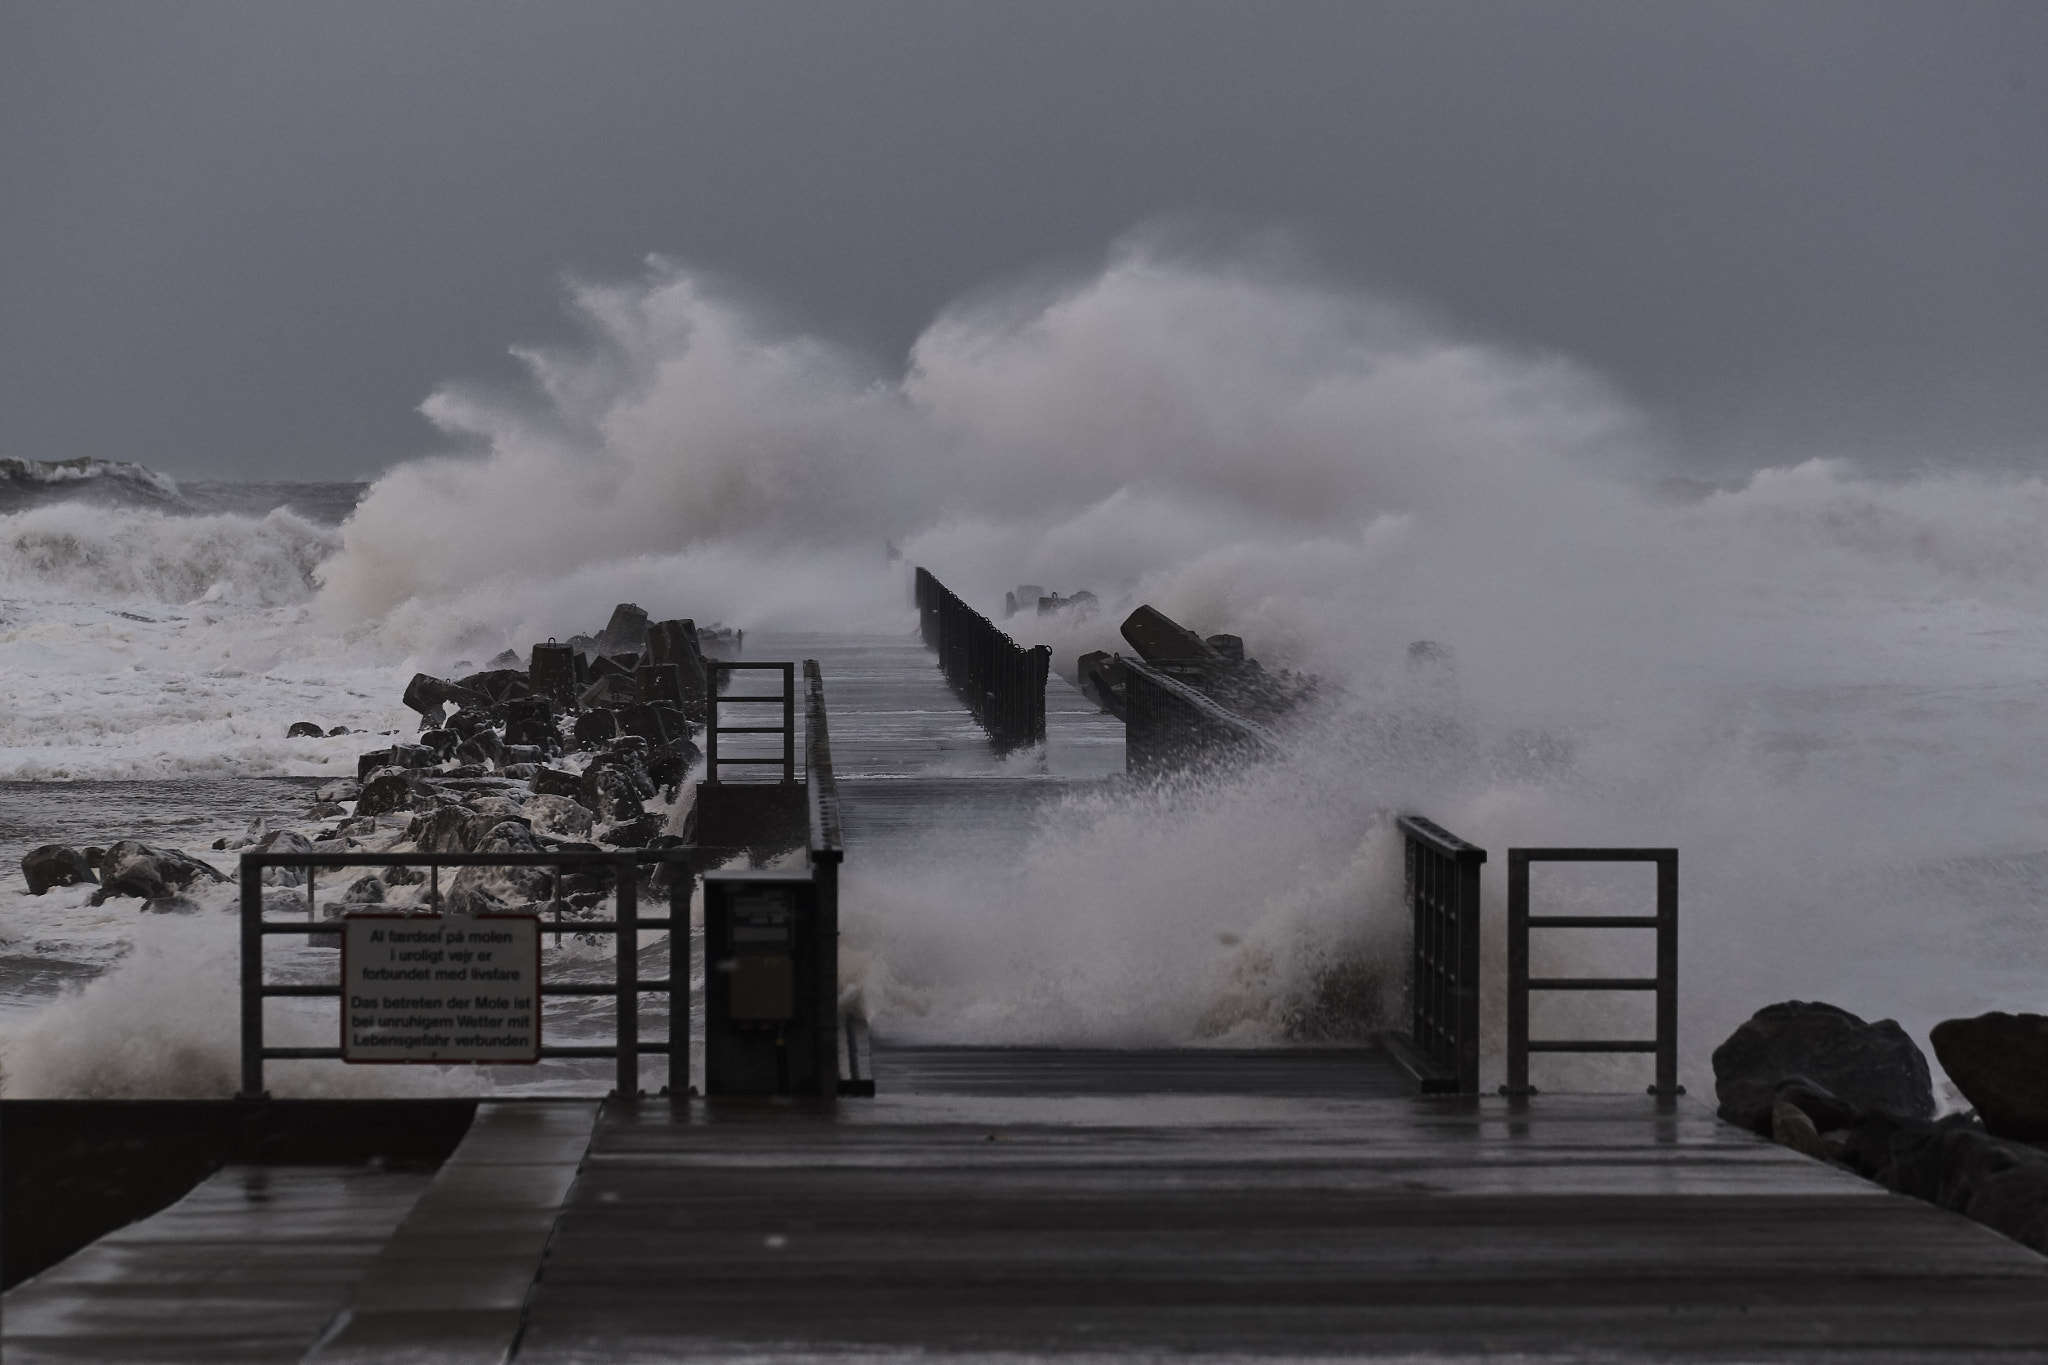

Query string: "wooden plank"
[[1, 1166, 429, 1364], [513, 1048, 2048, 1362], [301, 1101, 597, 1365]]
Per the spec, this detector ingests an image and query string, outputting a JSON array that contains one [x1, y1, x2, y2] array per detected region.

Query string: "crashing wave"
[[0, 457, 188, 514]]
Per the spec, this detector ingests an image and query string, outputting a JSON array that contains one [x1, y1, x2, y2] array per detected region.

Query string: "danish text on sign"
[[342, 914, 541, 1063]]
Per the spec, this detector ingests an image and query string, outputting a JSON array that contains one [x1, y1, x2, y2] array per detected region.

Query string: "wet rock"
[[1120, 604, 1218, 663], [356, 744, 434, 783], [530, 766, 585, 800], [306, 800, 347, 819], [84, 846, 104, 871], [286, 721, 326, 738], [646, 619, 708, 719], [418, 728, 458, 760], [577, 673, 635, 711], [646, 738, 700, 799], [326, 725, 353, 737], [501, 762, 538, 780], [595, 602, 651, 657], [343, 874, 385, 903], [499, 743, 545, 770], [474, 818, 539, 854], [315, 778, 361, 804], [524, 794, 596, 841], [1931, 1012, 2048, 1141], [464, 794, 527, 823], [412, 805, 480, 854], [487, 648, 524, 669], [453, 669, 530, 705], [453, 731, 503, 769], [573, 708, 620, 746], [599, 813, 667, 847], [401, 672, 488, 716], [21, 844, 95, 894], [356, 769, 430, 818], [635, 662, 685, 711], [256, 829, 316, 886], [1077, 650, 1127, 718], [91, 841, 230, 904], [618, 703, 686, 748], [502, 699, 555, 749], [1842, 1112, 2048, 1254], [447, 707, 497, 739], [1713, 1000, 1935, 1133], [141, 895, 204, 914], [1771, 1076, 1864, 1133], [530, 640, 580, 707], [1771, 1100, 1835, 1163]]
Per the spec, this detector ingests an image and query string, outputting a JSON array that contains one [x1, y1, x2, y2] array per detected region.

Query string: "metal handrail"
[[804, 660, 843, 863], [1504, 847, 1680, 1098], [237, 846, 693, 1101], [1386, 816, 1485, 1095], [706, 661, 796, 783], [914, 566, 1050, 749]]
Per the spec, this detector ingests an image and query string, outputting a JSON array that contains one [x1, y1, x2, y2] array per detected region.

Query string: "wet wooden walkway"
[[506, 1048, 2048, 1363], [13, 628, 2048, 1360]]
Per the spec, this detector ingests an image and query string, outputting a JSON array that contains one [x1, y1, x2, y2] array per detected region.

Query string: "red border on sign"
[[339, 912, 543, 1064]]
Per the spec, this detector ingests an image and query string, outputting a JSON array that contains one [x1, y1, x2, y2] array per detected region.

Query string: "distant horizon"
[[5, 1, 2044, 484]]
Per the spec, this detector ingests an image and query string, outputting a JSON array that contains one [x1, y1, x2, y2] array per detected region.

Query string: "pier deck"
[[507, 1046, 2048, 1363]]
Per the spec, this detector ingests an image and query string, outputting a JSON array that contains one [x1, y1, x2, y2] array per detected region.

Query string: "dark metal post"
[[782, 661, 796, 783], [616, 852, 639, 1097], [1504, 850, 1532, 1096], [1454, 849, 1483, 1093], [667, 849, 691, 1098], [705, 664, 722, 782], [1654, 850, 1681, 1098], [238, 858, 267, 1099]]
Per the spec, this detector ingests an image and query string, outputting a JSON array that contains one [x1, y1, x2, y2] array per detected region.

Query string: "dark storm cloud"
[[2, 0, 2043, 478]]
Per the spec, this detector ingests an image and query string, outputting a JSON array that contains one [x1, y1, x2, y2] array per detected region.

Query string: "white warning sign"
[[342, 913, 541, 1063]]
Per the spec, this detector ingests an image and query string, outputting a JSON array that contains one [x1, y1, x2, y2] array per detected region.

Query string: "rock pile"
[[1716, 1000, 2048, 1256], [18, 602, 737, 918], [1078, 603, 1318, 724]]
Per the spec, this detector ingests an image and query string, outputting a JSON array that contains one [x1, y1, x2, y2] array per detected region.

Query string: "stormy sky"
[[3, 1, 2043, 482]]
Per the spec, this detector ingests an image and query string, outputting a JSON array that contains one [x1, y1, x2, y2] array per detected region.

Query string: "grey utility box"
[[704, 869, 830, 1096]]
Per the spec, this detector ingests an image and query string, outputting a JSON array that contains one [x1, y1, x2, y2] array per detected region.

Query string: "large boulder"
[[594, 602, 651, 657], [1842, 1111, 2048, 1254], [411, 804, 480, 855], [1931, 1013, 2048, 1141], [91, 841, 229, 903], [530, 766, 585, 800], [356, 769, 430, 818], [1712, 1000, 1935, 1133], [254, 829, 316, 886], [21, 844, 95, 894], [524, 794, 595, 841], [401, 672, 489, 716]]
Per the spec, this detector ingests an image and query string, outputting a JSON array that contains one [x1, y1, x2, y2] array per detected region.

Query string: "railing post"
[[1455, 847, 1483, 1094], [238, 859, 267, 1099], [616, 851, 639, 1097], [1655, 850, 1680, 1098], [667, 849, 692, 1098], [1505, 850, 1532, 1097]]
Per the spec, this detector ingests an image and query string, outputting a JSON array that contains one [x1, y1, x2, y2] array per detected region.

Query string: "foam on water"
[[7, 239, 2048, 1096]]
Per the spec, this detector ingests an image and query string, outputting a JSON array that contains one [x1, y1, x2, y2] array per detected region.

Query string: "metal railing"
[[803, 659, 852, 1098], [1504, 847, 1680, 1098], [914, 566, 1050, 750], [236, 846, 692, 1100], [1385, 816, 1486, 1095], [238, 657, 854, 1101], [1120, 657, 1279, 779], [706, 660, 796, 783]]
